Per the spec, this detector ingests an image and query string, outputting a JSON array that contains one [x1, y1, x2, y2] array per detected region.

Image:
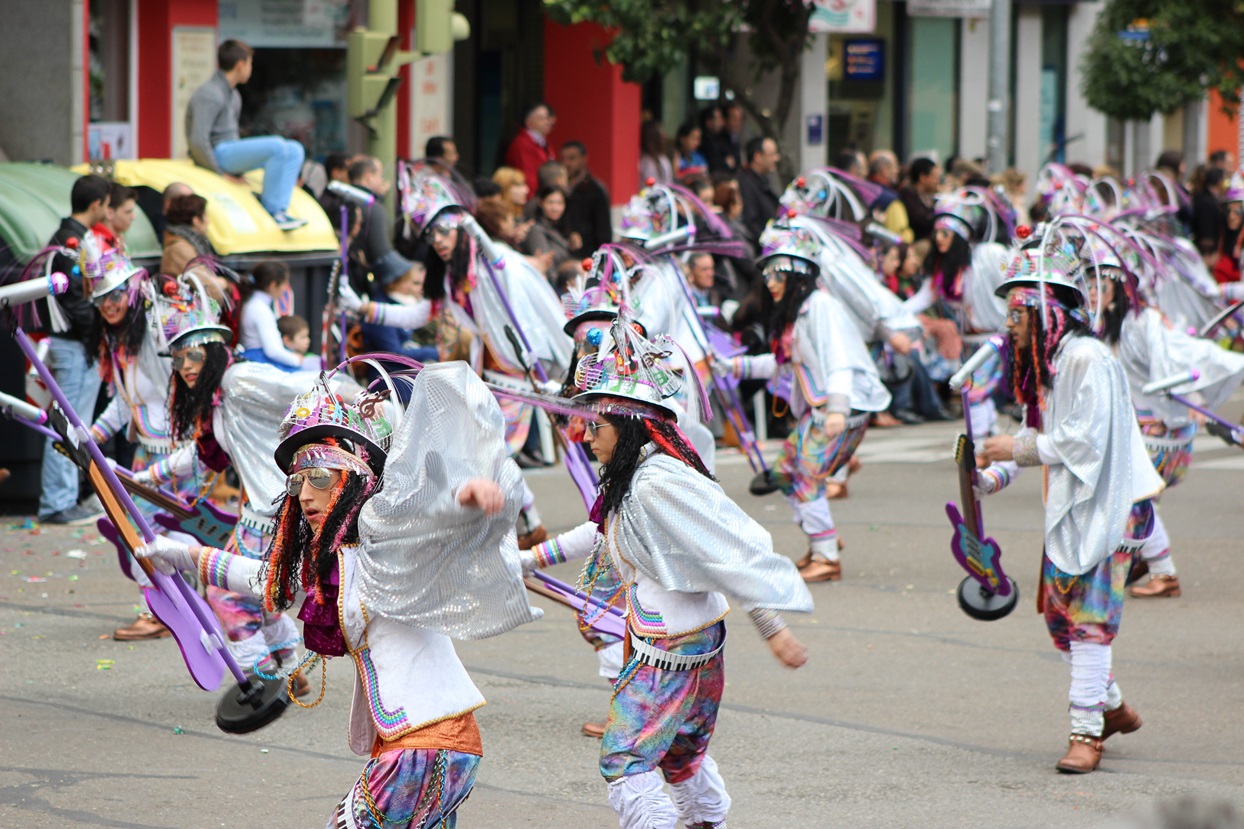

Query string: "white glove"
[[134, 536, 196, 575], [519, 548, 538, 578], [337, 280, 366, 314], [973, 476, 997, 499], [538, 379, 563, 395], [711, 357, 740, 379], [129, 467, 156, 487], [1222, 282, 1244, 302]]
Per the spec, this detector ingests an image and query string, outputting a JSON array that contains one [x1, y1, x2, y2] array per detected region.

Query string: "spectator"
[[185, 39, 307, 231], [867, 150, 912, 243], [324, 153, 351, 184], [713, 177, 760, 296], [835, 148, 866, 178], [347, 155, 402, 288], [360, 260, 439, 369], [161, 194, 214, 277], [898, 157, 941, 241], [684, 252, 722, 307], [1155, 150, 1186, 185], [425, 135, 459, 172], [38, 174, 110, 525], [92, 182, 138, 252], [475, 198, 521, 248], [1212, 187, 1243, 284], [504, 102, 555, 191], [737, 136, 781, 246], [492, 166, 531, 219], [1190, 166, 1226, 264], [723, 102, 745, 171], [153, 181, 193, 242], [560, 140, 612, 260], [699, 105, 734, 174], [239, 260, 317, 370], [521, 161, 568, 220], [1209, 150, 1236, 173], [674, 122, 708, 181], [995, 167, 1031, 227], [242, 314, 313, 373], [523, 186, 579, 290], [639, 120, 673, 185]]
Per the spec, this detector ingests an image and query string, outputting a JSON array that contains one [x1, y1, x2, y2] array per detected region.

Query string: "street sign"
[[808, 0, 876, 34], [843, 39, 885, 82]]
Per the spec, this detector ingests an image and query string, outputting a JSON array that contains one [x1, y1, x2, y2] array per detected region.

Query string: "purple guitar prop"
[[945, 337, 1017, 621], [1143, 370, 1244, 448], [15, 326, 288, 731], [525, 570, 627, 641]]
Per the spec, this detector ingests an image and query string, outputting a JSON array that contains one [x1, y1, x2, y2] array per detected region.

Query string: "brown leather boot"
[[113, 612, 172, 641], [1101, 702, 1143, 741], [1128, 574, 1181, 598], [1056, 733, 1103, 773]]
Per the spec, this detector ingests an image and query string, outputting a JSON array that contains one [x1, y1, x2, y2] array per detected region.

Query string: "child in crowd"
[[239, 260, 318, 371]]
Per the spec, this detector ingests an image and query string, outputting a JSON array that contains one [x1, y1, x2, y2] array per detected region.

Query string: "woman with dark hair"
[[523, 313, 810, 829], [132, 292, 342, 686], [1212, 181, 1244, 285], [522, 185, 579, 288], [238, 259, 316, 370], [975, 231, 1163, 774], [1076, 227, 1244, 600], [161, 194, 214, 277], [638, 120, 673, 185], [718, 225, 890, 582], [137, 362, 535, 828], [80, 237, 194, 641], [673, 122, 707, 181]]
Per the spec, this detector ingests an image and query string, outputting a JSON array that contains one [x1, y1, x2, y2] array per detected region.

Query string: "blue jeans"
[[213, 136, 305, 215], [39, 337, 102, 516]]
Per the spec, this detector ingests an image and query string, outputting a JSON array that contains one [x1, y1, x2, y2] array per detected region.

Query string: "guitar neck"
[[117, 474, 194, 520]]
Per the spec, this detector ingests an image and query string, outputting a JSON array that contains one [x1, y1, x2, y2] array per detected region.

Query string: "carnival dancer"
[[524, 312, 811, 829], [717, 224, 890, 582], [1074, 226, 1244, 599], [79, 237, 203, 641], [902, 190, 1011, 436], [345, 164, 571, 547], [136, 362, 538, 828], [975, 228, 1164, 773], [131, 291, 341, 684]]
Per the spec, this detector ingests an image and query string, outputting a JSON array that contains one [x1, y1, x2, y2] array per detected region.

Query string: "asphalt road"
[[2, 416, 1242, 828]]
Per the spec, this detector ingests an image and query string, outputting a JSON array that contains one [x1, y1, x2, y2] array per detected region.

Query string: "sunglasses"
[[584, 420, 612, 437], [285, 467, 337, 497], [429, 220, 462, 239], [763, 270, 788, 285], [92, 286, 128, 307], [171, 348, 207, 370], [1007, 308, 1028, 325]]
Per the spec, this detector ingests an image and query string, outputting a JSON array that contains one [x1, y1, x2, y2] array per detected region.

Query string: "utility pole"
[[985, 0, 1011, 174]]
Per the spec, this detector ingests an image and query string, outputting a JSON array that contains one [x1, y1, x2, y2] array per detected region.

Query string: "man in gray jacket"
[[185, 39, 306, 231]]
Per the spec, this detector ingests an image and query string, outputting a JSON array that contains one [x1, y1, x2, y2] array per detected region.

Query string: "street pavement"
[[1, 414, 1242, 828]]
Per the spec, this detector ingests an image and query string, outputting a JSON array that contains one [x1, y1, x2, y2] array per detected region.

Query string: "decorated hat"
[[995, 224, 1085, 304], [275, 378, 394, 475], [81, 232, 145, 303], [397, 161, 474, 238], [1225, 171, 1244, 204], [1035, 163, 1088, 218], [756, 222, 822, 277], [160, 283, 232, 349], [573, 311, 682, 419], [933, 191, 988, 243], [562, 247, 633, 337]]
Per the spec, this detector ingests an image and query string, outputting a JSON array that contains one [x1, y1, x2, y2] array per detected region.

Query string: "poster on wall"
[[907, 0, 991, 18], [808, 0, 876, 34], [89, 123, 134, 160], [171, 27, 218, 161], [410, 53, 451, 160], [218, 0, 354, 48]]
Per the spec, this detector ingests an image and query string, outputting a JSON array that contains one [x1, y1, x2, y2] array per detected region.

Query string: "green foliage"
[[1080, 0, 1244, 121]]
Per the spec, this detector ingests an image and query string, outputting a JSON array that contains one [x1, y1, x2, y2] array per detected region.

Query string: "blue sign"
[[844, 39, 885, 82]]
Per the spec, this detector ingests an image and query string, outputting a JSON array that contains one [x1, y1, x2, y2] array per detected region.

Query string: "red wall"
[[543, 20, 641, 205], [136, 0, 219, 158], [1207, 89, 1240, 164]]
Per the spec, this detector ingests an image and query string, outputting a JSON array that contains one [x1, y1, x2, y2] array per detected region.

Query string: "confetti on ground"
[[96, 659, 115, 671], [8, 518, 38, 531], [66, 549, 88, 559], [173, 725, 184, 734], [24, 576, 46, 583]]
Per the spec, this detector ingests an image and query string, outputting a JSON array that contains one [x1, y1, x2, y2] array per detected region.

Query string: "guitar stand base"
[[216, 675, 290, 734], [749, 470, 781, 496], [957, 576, 1019, 622]]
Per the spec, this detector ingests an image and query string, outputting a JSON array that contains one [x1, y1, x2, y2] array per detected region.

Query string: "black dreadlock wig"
[[1087, 267, 1132, 347], [764, 271, 819, 345], [596, 411, 715, 519], [261, 459, 377, 613], [168, 341, 231, 442]]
